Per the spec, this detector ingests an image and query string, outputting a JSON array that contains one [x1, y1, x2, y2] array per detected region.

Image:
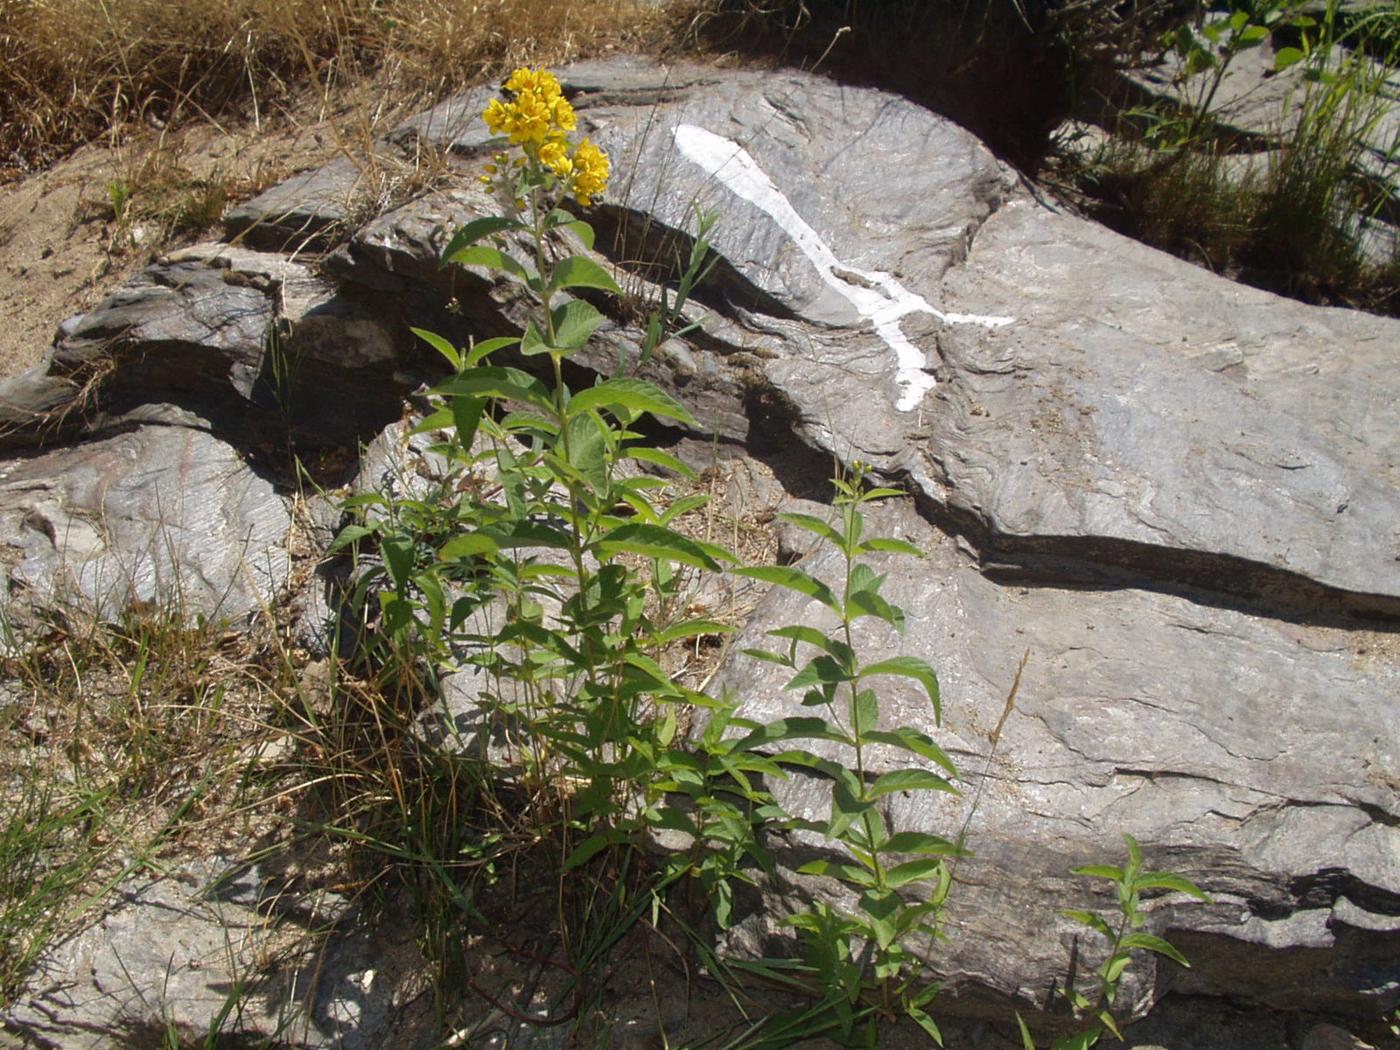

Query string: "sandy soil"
[[0, 86, 417, 381]]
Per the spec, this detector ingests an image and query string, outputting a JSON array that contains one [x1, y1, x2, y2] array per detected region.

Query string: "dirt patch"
[[0, 84, 437, 381]]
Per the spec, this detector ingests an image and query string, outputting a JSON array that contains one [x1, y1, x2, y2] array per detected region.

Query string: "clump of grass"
[[1, 0, 671, 177], [0, 600, 301, 1003]]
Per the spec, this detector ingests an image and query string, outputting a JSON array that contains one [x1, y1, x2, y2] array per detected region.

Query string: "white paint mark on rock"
[[672, 123, 1013, 412]]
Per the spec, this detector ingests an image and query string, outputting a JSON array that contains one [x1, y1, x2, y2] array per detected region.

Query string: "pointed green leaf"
[[567, 378, 697, 426], [1016, 1012, 1037, 1050], [1060, 909, 1115, 940], [1119, 932, 1190, 967], [797, 859, 877, 888], [465, 335, 519, 367], [847, 588, 905, 630], [444, 243, 530, 281], [546, 255, 621, 295], [731, 717, 853, 753], [859, 536, 924, 557], [868, 768, 957, 800], [1071, 865, 1125, 883], [551, 298, 606, 350], [1135, 872, 1212, 902], [885, 857, 947, 888], [563, 832, 615, 870], [411, 327, 460, 369], [768, 625, 848, 659], [777, 512, 844, 548], [593, 523, 733, 571], [788, 655, 852, 691], [622, 445, 695, 477], [450, 395, 484, 450], [881, 831, 966, 857], [860, 728, 959, 778], [438, 533, 499, 562], [440, 216, 524, 263], [381, 537, 414, 592], [732, 566, 840, 614], [860, 656, 941, 722], [432, 366, 553, 412]]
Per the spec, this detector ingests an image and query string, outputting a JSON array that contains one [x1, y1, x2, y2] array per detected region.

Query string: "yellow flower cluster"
[[483, 67, 576, 146], [481, 67, 610, 206]]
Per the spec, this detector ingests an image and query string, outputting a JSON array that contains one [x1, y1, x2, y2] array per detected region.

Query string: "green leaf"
[[777, 512, 844, 548], [1274, 45, 1305, 71], [1101, 954, 1131, 983], [563, 832, 615, 870], [1016, 1012, 1037, 1050], [1071, 864, 1125, 883], [768, 625, 849, 660], [885, 857, 946, 888], [852, 687, 878, 739], [411, 327, 460, 369], [622, 445, 695, 477], [1119, 932, 1190, 967], [732, 566, 841, 614], [328, 523, 376, 553], [483, 520, 574, 550], [731, 717, 853, 753], [1060, 908, 1115, 940], [520, 317, 551, 357], [881, 831, 965, 858], [860, 657, 941, 722], [547, 255, 621, 295], [788, 655, 852, 691], [444, 243, 530, 281], [868, 768, 957, 800], [544, 209, 596, 249], [1097, 1010, 1123, 1042], [847, 588, 905, 630], [1135, 872, 1212, 902], [451, 395, 484, 450], [859, 728, 959, 778], [564, 411, 609, 495], [408, 406, 454, 436], [858, 536, 924, 557], [567, 378, 697, 426], [593, 523, 733, 571], [433, 366, 553, 412], [438, 533, 499, 562], [381, 537, 414, 592], [908, 1007, 943, 1046], [551, 298, 607, 350], [440, 216, 523, 263], [650, 619, 735, 645], [858, 888, 901, 949], [465, 335, 519, 367], [797, 859, 877, 888]]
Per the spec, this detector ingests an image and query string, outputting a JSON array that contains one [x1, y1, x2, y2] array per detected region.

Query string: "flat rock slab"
[[711, 498, 1400, 1020], [933, 194, 1400, 617], [0, 423, 291, 620]]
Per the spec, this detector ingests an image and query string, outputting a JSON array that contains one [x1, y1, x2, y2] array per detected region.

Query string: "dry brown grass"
[[1, 0, 675, 177]]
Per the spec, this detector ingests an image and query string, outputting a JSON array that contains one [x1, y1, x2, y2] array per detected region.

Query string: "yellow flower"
[[539, 135, 573, 178], [483, 97, 510, 136], [568, 139, 609, 206], [505, 67, 562, 101], [483, 67, 578, 146]]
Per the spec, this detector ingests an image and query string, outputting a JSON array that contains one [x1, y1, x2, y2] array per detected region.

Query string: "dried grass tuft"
[[1, 0, 672, 176]]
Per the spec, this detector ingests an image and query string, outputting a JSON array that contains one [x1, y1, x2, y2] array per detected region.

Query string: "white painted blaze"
[[671, 123, 1012, 412]]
